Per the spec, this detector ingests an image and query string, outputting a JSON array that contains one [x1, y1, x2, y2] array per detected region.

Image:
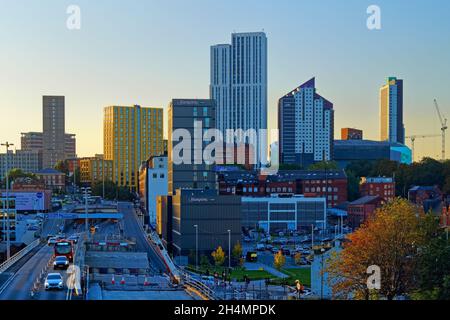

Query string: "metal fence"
[[0, 239, 41, 275]]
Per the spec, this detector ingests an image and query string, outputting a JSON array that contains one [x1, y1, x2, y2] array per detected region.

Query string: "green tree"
[[211, 246, 226, 267], [308, 161, 339, 171], [346, 170, 361, 202], [232, 242, 243, 266], [414, 218, 450, 300]]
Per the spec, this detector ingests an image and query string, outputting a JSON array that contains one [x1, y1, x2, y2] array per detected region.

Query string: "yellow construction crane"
[[434, 99, 448, 161], [405, 134, 440, 162]]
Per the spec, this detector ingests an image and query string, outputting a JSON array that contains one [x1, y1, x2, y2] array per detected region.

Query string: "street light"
[[194, 224, 198, 271], [81, 187, 91, 241], [1, 141, 13, 260], [227, 229, 231, 269], [320, 247, 326, 300]]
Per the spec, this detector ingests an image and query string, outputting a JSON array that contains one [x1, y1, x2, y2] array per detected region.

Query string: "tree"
[[346, 170, 361, 202], [294, 252, 302, 265], [200, 255, 210, 267], [232, 242, 243, 266], [54, 160, 69, 175], [211, 246, 226, 267], [274, 250, 286, 270], [4, 168, 36, 187], [326, 198, 428, 300], [414, 218, 450, 300], [308, 161, 339, 171]]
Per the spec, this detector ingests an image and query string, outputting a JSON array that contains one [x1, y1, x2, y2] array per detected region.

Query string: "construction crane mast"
[[434, 99, 448, 161], [405, 134, 440, 162]]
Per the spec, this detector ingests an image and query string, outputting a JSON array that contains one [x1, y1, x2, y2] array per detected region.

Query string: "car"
[[243, 237, 252, 242], [67, 235, 79, 244], [47, 237, 58, 246], [256, 243, 265, 251], [282, 248, 291, 256], [271, 247, 280, 254], [44, 273, 64, 290], [266, 244, 273, 251], [53, 256, 69, 270]]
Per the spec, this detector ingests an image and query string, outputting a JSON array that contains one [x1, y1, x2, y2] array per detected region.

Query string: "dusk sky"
[[1, 0, 450, 160]]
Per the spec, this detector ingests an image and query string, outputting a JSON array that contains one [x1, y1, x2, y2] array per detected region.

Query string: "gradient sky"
[[1, 0, 450, 160]]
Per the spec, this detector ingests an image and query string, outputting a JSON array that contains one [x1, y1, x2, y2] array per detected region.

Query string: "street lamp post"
[[194, 224, 198, 270], [320, 248, 325, 300], [227, 229, 231, 269], [2, 142, 13, 260], [102, 157, 105, 201], [81, 187, 91, 241]]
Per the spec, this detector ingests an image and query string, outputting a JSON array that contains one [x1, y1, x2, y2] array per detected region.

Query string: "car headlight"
[[65, 261, 69, 265], [45, 282, 49, 287], [58, 282, 63, 286], [53, 262, 57, 265]]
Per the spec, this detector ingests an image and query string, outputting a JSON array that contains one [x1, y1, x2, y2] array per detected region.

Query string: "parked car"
[[47, 237, 58, 246], [256, 243, 265, 251], [44, 273, 64, 290], [271, 247, 280, 254], [266, 244, 273, 251], [53, 256, 69, 270]]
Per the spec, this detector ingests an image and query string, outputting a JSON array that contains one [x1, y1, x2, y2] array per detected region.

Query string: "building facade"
[[360, 177, 395, 202], [42, 96, 66, 168], [171, 189, 241, 263], [79, 156, 113, 186], [380, 77, 405, 144], [347, 195, 384, 228], [138, 155, 168, 226], [0, 150, 42, 180], [210, 32, 268, 163], [333, 139, 412, 168], [242, 195, 327, 233], [218, 168, 347, 208], [341, 128, 363, 140], [103, 105, 164, 190], [168, 99, 217, 195], [21, 131, 76, 162], [34, 168, 66, 192], [278, 78, 334, 167]]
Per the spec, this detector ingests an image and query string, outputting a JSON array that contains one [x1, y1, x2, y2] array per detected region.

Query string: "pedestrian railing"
[[0, 238, 41, 275], [183, 273, 218, 300]]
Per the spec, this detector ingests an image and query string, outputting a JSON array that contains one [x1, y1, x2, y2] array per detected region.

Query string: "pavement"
[[244, 262, 289, 278]]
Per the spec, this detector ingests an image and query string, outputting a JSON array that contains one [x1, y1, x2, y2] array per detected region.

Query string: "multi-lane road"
[[0, 201, 172, 300]]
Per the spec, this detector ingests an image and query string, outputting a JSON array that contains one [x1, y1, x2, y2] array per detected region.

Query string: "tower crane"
[[434, 99, 448, 161], [405, 134, 440, 162]]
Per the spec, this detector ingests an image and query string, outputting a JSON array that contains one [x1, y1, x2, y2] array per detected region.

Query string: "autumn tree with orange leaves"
[[326, 198, 431, 300]]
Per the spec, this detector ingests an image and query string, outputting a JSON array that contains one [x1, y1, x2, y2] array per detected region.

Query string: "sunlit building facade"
[[104, 105, 164, 191]]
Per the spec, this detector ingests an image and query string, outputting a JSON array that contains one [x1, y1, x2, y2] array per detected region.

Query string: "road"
[[0, 205, 77, 300], [119, 202, 168, 274]]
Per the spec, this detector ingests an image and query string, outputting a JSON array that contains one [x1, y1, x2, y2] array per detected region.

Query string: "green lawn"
[[268, 267, 311, 287], [186, 265, 274, 282]]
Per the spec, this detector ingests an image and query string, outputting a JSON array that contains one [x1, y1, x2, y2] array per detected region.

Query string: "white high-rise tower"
[[210, 32, 268, 163]]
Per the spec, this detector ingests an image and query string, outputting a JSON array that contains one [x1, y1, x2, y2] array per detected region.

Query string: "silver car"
[[45, 273, 64, 290]]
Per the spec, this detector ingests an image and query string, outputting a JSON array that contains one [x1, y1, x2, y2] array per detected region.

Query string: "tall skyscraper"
[[103, 105, 164, 190], [42, 96, 66, 168], [210, 32, 267, 162], [380, 77, 405, 144], [168, 99, 217, 195], [278, 78, 334, 167]]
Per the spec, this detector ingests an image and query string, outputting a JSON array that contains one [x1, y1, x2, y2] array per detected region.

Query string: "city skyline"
[[1, 0, 450, 160]]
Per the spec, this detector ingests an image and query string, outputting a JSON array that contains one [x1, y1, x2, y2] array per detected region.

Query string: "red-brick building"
[[347, 195, 384, 228], [34, 168, 66, 192], [217, 169, 348, 208], [360, 177, 395, 202]]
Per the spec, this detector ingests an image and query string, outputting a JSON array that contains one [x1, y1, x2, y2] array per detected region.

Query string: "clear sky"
[[1, 0, 449, 160]]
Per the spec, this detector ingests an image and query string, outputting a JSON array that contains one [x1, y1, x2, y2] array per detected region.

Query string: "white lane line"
[[0, 272, 19, 296]]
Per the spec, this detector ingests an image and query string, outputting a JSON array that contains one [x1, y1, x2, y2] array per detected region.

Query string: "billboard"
[[0, 192, 46, 211]]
